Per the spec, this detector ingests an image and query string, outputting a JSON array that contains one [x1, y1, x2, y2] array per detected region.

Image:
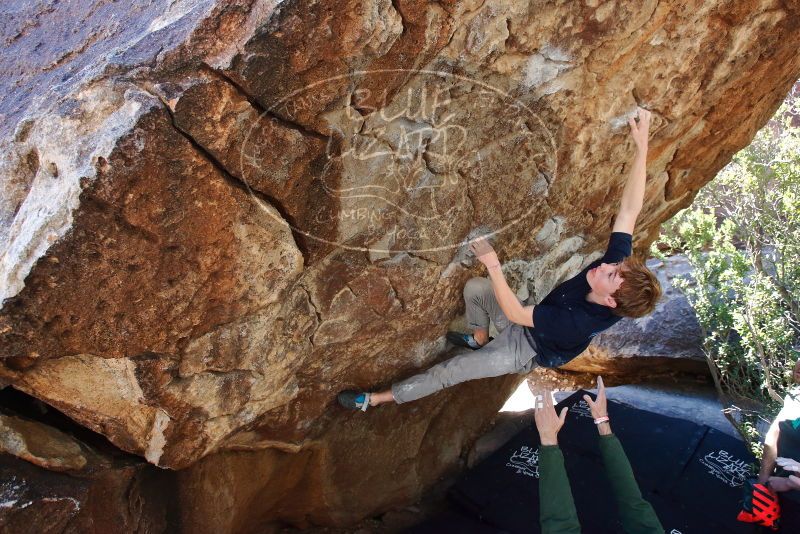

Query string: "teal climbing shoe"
[[446, 331, 492, 350], [338, 390, 371, 411]]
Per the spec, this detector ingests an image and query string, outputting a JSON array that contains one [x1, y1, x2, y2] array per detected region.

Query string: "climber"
[[338, 106, 662, 411]]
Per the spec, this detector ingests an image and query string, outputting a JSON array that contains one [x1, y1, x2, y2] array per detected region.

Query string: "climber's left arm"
[[612, 107, 650, 235]]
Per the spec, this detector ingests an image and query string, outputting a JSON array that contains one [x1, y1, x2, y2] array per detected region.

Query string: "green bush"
[[653, 94, 800, 456]]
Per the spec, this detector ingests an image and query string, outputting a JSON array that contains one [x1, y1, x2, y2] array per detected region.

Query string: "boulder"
[[0, 389, 170, 533], [0, 414, 87, 472], [1, 0, 799, 530], [0, 453, 169, 534]]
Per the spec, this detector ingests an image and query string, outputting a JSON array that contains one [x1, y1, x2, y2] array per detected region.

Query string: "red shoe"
[[737, 481, 780, 530]]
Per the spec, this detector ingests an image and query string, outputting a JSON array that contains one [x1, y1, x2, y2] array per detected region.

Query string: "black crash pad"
[[443, 390, 757, 534], [405, 509, 507, 534]]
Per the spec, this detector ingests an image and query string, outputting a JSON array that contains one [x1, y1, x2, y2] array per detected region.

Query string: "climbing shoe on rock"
[[446, 331, 492, 350], [338, 390, 371, 411]]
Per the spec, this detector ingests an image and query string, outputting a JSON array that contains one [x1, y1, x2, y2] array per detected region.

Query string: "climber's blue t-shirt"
[[524, 232, 632, 368]]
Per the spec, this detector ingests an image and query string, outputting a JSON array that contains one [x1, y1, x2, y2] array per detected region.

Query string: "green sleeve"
[[598, 434, 664, 534], [538, 445, 581, 534]]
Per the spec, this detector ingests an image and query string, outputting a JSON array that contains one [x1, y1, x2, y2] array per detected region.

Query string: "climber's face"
[[587, 261, 625, 308]]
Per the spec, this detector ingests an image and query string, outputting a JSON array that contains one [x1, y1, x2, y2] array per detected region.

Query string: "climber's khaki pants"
[[391, 277, 538, 404]]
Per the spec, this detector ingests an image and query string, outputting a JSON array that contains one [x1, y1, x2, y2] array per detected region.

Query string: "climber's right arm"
[[470, 236, 535, 327], [485, 264, 534, 327]]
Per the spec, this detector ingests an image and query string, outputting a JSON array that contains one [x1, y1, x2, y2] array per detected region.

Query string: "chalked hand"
[[469, 236, 500, 269]]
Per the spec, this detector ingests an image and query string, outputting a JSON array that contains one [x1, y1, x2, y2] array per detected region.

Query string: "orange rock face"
[[1, 0, 799, 529]]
